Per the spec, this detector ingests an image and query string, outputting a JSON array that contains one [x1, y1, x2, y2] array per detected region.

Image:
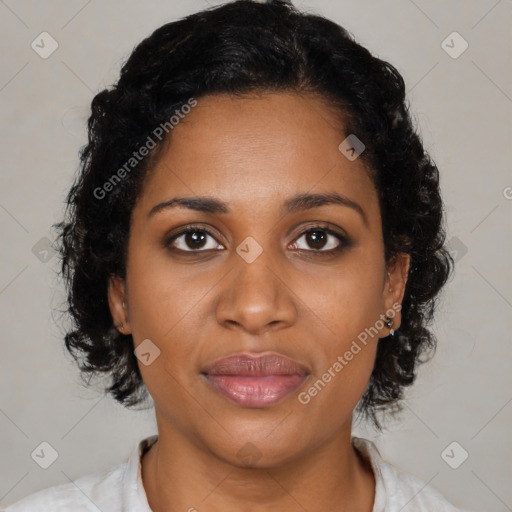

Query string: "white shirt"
[[3, 435, 471, 511]]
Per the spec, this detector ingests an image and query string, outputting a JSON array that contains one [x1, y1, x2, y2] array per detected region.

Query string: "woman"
[[5, 0, 470, 510]]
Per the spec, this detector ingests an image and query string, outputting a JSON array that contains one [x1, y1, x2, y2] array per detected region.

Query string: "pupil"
[[308, 230, 326, 250], [186, 231, 206, 249]]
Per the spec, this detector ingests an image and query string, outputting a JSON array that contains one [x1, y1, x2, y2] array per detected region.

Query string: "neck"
[[141, 418, 375, 512]]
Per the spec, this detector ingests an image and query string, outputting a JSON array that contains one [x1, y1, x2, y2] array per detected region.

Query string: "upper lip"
[[202, 353, 309, 377]]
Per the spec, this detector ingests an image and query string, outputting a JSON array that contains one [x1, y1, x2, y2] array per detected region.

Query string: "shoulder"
[[2, 462, 126, 512], [378, 457, 468, 511], [352, 437, 471, 512], [3, 434, 158, 512]]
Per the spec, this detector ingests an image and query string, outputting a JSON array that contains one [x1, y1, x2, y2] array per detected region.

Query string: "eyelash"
[[164, 223, 351, 257]]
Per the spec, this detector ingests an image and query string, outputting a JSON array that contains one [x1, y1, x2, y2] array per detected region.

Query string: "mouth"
[[201, 353, 309, 408]]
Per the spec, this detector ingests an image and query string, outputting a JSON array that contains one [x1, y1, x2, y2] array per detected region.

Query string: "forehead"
[[135, 92, 380, 226]]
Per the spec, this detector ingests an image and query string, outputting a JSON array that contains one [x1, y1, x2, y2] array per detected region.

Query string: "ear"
[[383, 252, 410, 332], [107, 275, 132, 335]]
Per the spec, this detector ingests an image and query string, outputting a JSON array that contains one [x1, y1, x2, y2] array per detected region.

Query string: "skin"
[[108, 91, 410, 512]]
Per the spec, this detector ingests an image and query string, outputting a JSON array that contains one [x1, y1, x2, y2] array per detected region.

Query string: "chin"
[[201, 416, 316, 470]]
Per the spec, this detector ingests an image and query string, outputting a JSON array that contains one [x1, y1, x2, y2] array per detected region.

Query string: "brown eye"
[[166, 227, 224, 252], [292, 227, 347, 252]]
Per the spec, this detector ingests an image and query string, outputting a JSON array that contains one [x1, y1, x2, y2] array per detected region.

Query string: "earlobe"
[[107, 275, 131, 334]]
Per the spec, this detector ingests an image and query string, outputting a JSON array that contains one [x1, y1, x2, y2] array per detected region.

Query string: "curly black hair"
[[54, 0, 454, 430]]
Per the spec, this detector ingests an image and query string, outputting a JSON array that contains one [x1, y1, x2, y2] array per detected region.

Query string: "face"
[[109, 92, 409, 467]]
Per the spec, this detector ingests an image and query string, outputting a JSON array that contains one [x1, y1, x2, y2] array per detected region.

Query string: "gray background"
[[1, 0, 511, 510]]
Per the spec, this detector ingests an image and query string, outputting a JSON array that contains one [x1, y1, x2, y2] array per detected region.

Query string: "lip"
[[202, 353, 309, 408]]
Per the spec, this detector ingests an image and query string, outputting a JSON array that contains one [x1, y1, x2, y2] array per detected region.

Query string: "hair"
[[54, 0, 454, 430]]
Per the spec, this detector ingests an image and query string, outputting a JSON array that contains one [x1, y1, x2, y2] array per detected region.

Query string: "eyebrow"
[[147, 191, 368, 226]]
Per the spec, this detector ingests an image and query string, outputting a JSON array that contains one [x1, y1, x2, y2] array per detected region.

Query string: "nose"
[[215, 249, 297, 335]]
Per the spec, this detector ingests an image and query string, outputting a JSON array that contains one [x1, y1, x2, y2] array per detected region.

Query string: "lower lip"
[[204, 374, 307, 407]]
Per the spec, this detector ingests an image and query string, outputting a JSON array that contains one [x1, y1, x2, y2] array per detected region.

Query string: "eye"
[[165, 226, 224, 252], [165, 223, 350, 255], [290, 225, 349, 254]]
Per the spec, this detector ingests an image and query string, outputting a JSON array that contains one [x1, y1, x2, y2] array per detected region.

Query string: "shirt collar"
[[352, 436, 387, 512], [122, 434, 158, 511]]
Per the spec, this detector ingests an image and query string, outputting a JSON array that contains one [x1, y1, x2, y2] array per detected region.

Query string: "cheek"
[[297, 276, 381, 421], [292, 253, 384, 404], [124, 259, 203, 410], [125, 237, 196, 336], [296, 323, 378, 436], [124, 246, 216, 373], [299, 254, 385, 342]]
